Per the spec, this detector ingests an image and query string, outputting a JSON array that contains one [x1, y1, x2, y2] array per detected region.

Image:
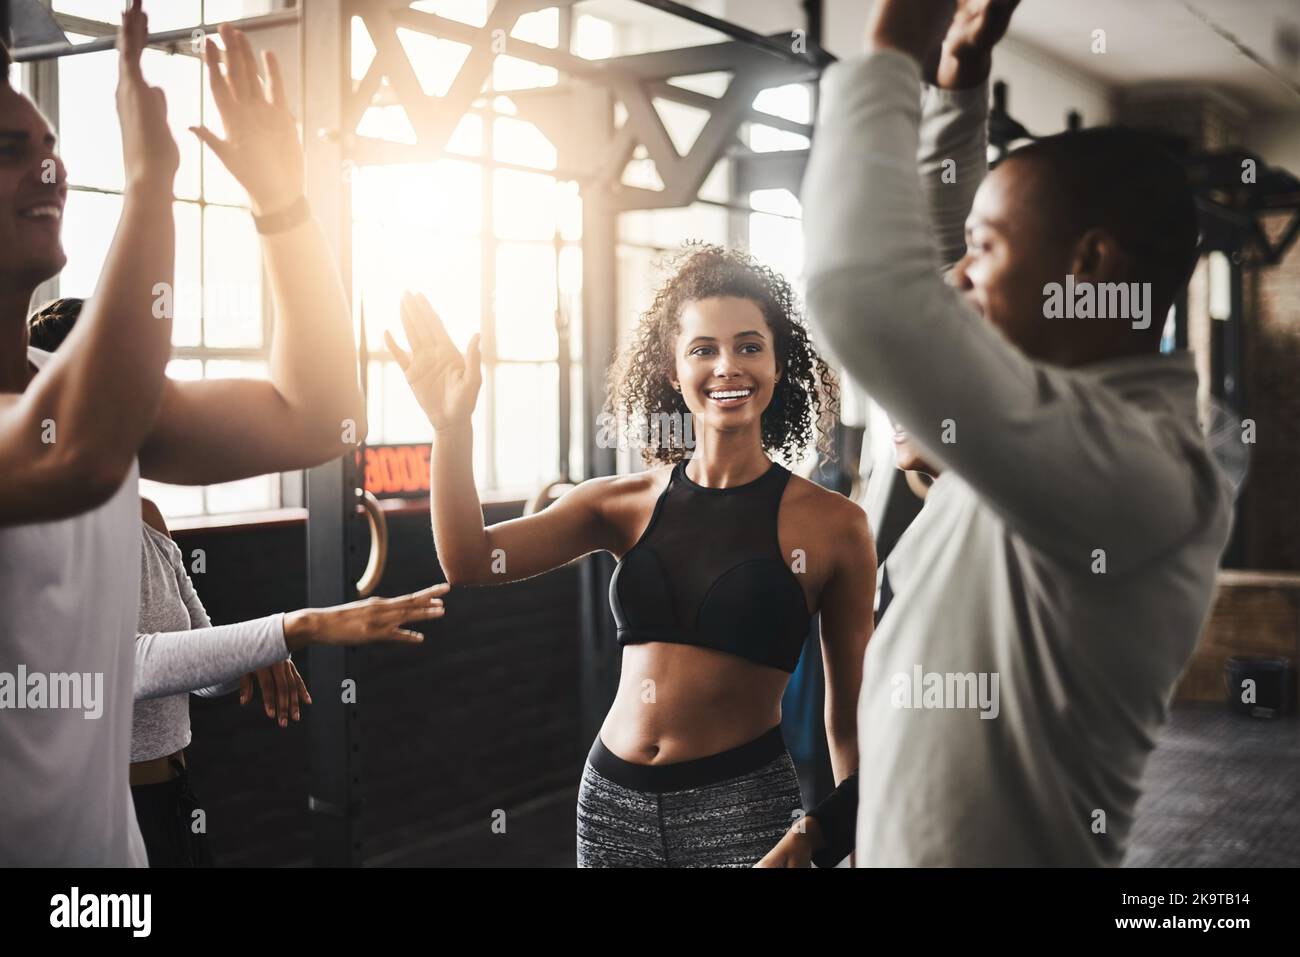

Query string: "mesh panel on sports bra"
[[609, 460, 812, 673]]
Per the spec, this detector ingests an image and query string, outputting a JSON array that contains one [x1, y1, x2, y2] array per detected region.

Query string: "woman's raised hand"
[[191, 24, 304, 216], [385, 292, 483, 432]]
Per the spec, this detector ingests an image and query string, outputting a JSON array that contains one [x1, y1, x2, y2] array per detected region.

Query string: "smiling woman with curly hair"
[[390, 242, 875, 869], [606, 243, 839, 466]]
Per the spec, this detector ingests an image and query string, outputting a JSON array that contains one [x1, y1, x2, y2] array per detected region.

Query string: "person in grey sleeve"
[[802, 0, 1233, 865]]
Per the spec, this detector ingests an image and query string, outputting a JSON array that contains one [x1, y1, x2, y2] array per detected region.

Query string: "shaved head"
[[1004, 127, 1199, 331]]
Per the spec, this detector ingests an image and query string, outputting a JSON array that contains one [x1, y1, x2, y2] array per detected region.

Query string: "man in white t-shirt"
[[803, 0, 1233, 864], [1, 4, 368, 865]]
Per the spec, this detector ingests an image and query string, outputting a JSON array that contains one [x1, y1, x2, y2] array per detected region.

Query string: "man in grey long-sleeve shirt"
[[802, 0, 1233, 865]]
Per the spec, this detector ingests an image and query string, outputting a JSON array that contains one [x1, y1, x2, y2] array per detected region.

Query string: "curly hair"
[[605, 243, 838, 466]]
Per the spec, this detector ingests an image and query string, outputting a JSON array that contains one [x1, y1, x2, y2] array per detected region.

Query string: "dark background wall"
[[174, 502, 585, 867]]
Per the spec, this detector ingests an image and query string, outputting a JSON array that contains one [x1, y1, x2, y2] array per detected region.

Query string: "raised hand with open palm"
[[384, 292, 483, 432]]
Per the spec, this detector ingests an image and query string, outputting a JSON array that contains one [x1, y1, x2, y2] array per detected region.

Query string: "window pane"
[[573, 15, 615, 60], [492, 117, 556, 171], [204, 359, 267, 379], [410, 0, 488, 28], [496, 243, 556, 361], [203, 0, 275, 23], [380, 361, 433, 443], [356, 105, 419, 146], [58, 40, 123, 192], [139, 479, 205, 518], [366, 360, 387, 443], [146, 48, 203, 201], [569, 361, 584, 480], [55, 1, 202, 31], [58, 190, 122, 300], [494, 363, 558, 493], [492, 56, 557, 93], [749, 189, 803, 284], [201, 62, 252, 206], [167, 359, 204, 380], [205, 475, 275, 514], [57, 39, 201, 198], [174, 202, 203, 347], [511, 8, 558, 48], [748, 125, 810, 153], [354, 221, 481, 353], [203, 206, 262, 348], [351, 16, 376, 81], [558, 180, 582, 241], [493, 168, 560, 241], [396, 30, 471, 98], [353, 160, 480, 232], [653, 98, 710, 156], [748, 86, 812, 153], [559, 244, 582, 360], [753, 84, 811, 123]]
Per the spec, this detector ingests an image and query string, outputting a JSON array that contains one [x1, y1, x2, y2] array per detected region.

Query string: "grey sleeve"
[[170, 547, 239, 698], [135, 614, 289, 701], [917, 80, 989, 274], [802, 51, 1209, 569]]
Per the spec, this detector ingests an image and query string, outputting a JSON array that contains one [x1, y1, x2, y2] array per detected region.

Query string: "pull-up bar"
[[7, 2, 298, 63], [629, 0, 832, 67]]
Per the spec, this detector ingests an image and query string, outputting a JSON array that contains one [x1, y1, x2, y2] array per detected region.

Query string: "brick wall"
[[1177, 571, 1300, 706], [173, 503, 585, 867], [1118, 87, 1299, 571], [1243, 216, 1300, 571]]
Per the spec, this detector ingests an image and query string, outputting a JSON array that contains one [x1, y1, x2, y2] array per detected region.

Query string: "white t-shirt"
[[0, 347, 147, 866]]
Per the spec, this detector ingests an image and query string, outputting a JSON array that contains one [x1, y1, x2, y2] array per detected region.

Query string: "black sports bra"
[[609, 459, 812, 673]]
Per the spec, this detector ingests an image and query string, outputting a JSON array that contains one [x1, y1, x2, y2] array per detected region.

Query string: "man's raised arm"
[[0, 3, 176, 525]]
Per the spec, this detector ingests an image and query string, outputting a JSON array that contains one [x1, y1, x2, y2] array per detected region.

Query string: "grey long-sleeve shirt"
[[133, 521, 288, 762], [802, 50, 1233, 866]]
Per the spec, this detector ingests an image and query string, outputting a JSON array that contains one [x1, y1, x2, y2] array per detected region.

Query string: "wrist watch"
[[252, 195, 311, 235]]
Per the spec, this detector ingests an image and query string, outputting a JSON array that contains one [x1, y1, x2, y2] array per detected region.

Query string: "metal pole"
[[301, 0, 363, 869], [629, 0, 827, 66], [10, 8, 299, 62]]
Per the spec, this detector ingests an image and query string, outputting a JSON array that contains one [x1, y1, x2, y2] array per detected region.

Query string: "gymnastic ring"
[[356, 489, 388, 598], [524, 478, 575, 516], [905, 469, 934, 502]]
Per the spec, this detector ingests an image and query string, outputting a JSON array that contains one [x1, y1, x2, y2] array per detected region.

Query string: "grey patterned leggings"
[[576, 725, 805, 868]]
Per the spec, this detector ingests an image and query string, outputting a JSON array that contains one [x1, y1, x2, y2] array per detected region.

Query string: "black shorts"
[[576, 725, 804, 868], [130, 759, 214, 868]]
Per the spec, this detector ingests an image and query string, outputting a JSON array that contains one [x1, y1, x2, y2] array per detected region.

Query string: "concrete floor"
[[369, 701, 1300, 867], [1124, 701, 1300, 867]]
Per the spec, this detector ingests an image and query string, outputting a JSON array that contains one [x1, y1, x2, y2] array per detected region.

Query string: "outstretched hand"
[[384, 292, 483, 433], [282, 583, 452, 652], [192, 24, 304, 216]]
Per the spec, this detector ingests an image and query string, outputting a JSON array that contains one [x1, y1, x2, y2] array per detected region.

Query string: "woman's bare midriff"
[[598, 642, 790, 764]]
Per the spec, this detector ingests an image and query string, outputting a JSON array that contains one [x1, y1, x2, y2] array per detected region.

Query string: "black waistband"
[[586, 725, 787, 793]]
